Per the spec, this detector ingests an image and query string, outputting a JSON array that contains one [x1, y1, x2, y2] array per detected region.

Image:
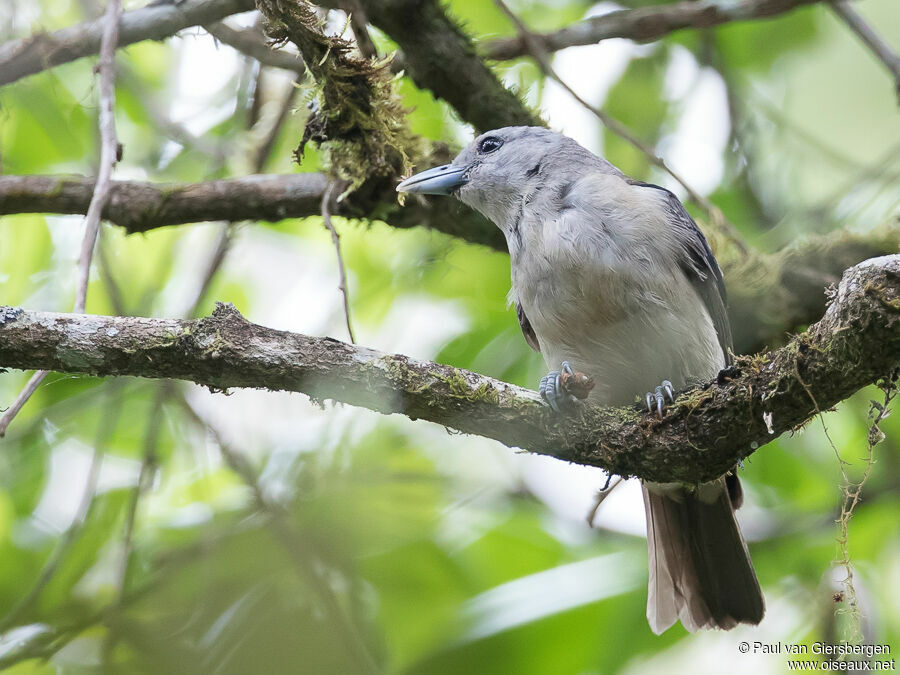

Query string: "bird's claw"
[[539, 361, 580, 413], [645, 380, 674, 418]]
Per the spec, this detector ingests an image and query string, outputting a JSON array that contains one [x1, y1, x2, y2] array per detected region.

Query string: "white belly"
[[516, 265, 723, 406]]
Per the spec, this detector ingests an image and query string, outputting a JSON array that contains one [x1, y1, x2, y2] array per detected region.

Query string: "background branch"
[[0, 0, 255, 86], [0, 254, 896, 484], [204, 20, 305, 74], [829, 0, 900, 101], [486, 0, 825, 60]]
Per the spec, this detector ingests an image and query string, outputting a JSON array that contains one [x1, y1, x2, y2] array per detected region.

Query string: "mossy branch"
[[1, 256, 897, 481], [255, 0, 415, 189], [2, 173, 897, 352]]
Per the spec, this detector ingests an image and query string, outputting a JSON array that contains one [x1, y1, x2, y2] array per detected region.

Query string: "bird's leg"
[[539, 361, 593, 412], [644, 380, 675, 418]]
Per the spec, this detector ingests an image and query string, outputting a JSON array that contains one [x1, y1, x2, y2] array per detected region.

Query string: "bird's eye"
[[478, 136, 503, 154]]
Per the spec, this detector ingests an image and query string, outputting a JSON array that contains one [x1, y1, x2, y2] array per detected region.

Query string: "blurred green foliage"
[[0, 0, 899, 673]]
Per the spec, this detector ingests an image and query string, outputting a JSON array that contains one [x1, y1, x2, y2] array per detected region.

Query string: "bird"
[[396, 126, 764, 634]]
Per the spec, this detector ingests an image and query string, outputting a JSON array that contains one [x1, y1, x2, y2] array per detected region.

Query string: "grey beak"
[[396, 164, 467, 195]]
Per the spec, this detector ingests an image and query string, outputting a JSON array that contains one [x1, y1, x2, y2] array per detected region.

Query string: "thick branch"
[[0, 0, 255, 86], [0, 173, 330, 234], [486, 0, 824, 60], [0, 255, 897, 483], [1, 173, 898, 348], [319, 0, 542, 131]]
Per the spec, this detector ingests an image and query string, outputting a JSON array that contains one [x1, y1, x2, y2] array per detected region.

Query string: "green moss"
[[261, 0, 418, 193]]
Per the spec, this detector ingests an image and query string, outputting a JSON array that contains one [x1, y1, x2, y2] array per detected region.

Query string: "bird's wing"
[[516, 302, 541, 352], [628, 181, 733, 364]]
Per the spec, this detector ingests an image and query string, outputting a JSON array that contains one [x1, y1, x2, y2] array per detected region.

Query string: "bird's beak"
[[396, 164, 467, 195]]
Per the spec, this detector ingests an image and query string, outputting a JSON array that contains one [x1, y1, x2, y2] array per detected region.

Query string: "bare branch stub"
[[0, 255, 897, 484]]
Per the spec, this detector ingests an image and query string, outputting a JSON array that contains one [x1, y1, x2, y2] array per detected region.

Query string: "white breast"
[[510, 174, 724, 406]]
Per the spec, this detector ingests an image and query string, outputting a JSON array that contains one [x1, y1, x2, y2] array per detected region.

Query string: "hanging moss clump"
[[258, 0, 418, 194]]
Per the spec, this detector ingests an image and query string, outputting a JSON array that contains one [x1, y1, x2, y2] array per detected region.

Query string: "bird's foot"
[[644, 380, 675, 418], [539, 361, 594, 413], [716, 364, 741, 385]]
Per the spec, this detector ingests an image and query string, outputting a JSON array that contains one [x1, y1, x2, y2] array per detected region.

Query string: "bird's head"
[[397, 126, 615, 229]]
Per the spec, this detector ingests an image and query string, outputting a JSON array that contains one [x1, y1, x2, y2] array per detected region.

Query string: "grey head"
[[397, 126, 622, 230]]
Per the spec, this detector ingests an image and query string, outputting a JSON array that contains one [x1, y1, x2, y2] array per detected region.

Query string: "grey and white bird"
[[397, 126, 764, 634]]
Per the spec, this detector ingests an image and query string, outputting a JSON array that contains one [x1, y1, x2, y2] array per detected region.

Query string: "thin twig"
[[829, 1, 900, 102], [586, 475, 623, 527], [0, 371, 49, 437], [492, 0, 748, 254], [251, 75, 302, 174], [834, 379, 896, 642], [0, 0, 121, 438], [75, 0, 119, 310], [321, 182, 357, 344], [342, 0, 378, 60]]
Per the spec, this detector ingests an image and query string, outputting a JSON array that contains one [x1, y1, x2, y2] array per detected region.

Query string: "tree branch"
[[0, 255, 897, 483], [0, 173, 332, 234], [1, 172, 897, 351], [0, 171, 503, 246], [0, 0, 255, 87], [318, 0, 543, 131], [486, 0, 825, 61], [828, 0, 900, 102], [204, 20, 305, 74]]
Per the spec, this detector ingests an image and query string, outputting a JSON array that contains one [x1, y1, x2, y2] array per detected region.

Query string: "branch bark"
[[0, 173, 332, 235], [0, 0, 255, 87], [0, 171, 503, 246], [0, 255, 897, 483], [486, 0, 824, 60]]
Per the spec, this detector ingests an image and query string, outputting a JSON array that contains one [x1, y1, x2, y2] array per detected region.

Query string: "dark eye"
[[478, 136, 503, 154]]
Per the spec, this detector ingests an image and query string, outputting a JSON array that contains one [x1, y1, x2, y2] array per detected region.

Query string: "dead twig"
[[321, 182, 357, 344]]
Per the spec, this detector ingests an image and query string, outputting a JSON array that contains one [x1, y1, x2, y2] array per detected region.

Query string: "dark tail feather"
[[643, 479, 764, 634]]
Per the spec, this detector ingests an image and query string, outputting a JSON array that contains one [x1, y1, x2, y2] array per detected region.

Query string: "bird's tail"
[[643, 478, 764, 634]]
